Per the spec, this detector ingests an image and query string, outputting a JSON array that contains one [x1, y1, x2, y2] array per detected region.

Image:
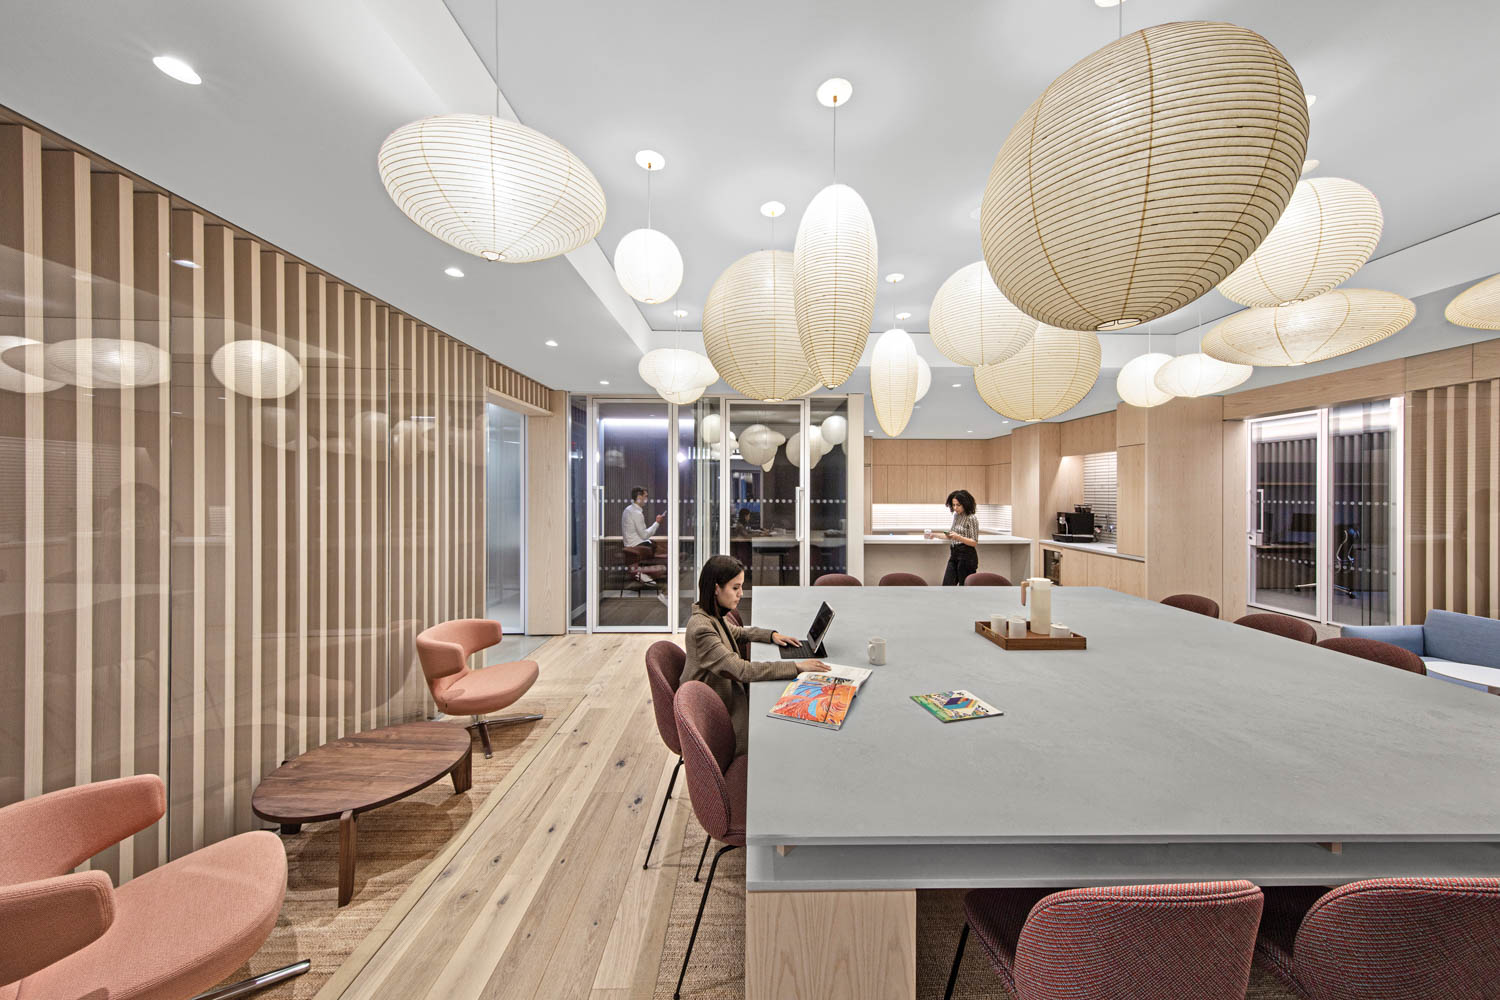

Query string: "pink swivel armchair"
[[0, 774, 306, 1000], [416, 619, 541, 758]]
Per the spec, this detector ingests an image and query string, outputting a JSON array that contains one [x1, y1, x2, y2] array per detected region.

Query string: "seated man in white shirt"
[[621, 486, 665, 585]]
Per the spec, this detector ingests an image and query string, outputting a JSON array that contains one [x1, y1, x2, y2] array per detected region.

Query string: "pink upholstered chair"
[[643, 640, 688, 870], [879, 571, 928, 586], [1317, 636, 1427, 676], [965, 572, 1012, 586], [944, 881, 1264, 1000], [415, 619, 541, 758], [672, 680, 747, 1000], [1256, 878, 1500, 999], [0, 774, 307, 1000], [1161, 593, 1221, 619], [1235, 612, 1318, 644], [813, 573, 862, 586]]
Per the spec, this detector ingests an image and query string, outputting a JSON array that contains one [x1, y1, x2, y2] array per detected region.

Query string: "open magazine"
[[767, 663, 873, 730]]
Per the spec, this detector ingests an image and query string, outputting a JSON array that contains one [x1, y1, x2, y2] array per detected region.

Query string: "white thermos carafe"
[[1019, 577, 1052, 635]]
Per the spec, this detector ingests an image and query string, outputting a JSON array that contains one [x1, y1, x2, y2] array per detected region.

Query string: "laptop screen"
[[806, 602, 835, 645]]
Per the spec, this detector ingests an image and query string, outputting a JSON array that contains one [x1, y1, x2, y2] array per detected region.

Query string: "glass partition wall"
[[570, 395, 853, 631], [1247, 399, 1402, 626], [484, 401, 525, 633]]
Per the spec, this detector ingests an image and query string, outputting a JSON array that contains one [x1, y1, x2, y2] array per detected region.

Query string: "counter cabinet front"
[[861, 535, 1031, 586]]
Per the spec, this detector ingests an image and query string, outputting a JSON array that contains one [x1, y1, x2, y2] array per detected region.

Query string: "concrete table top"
[[747, 587, 1500, 863]]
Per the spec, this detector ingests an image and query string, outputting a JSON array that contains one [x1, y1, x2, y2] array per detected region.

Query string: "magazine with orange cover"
[[767, 677, 858, 730]]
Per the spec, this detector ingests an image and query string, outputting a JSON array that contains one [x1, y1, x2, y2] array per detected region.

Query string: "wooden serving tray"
[[974, 620, 1087, 651]]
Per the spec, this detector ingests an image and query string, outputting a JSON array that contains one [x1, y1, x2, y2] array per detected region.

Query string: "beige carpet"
[[221, 691, 564, 999], [652, 815, 1303, 1000]]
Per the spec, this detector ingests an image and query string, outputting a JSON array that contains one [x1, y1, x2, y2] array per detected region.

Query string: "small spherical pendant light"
[[378, 114, 606, 263], [819, 413, 848, 447], [1217, 178, 1384, 307], [793, 183, 878, 387], [1203, 289, 1415, 366], [614, 150, 683, 304], [702, 250, 818, 402], [1116, 352, 1176, 408], [212, 340, 303, 399], [975, 326, 1102, 421], [870, 328, 920, 436], [980, 21, 1308, 331], [1153, 353, 1252, 398], [1445, 273, 1500, 330], [928, 261, 1037, 366], [700, 412, 722, 445]]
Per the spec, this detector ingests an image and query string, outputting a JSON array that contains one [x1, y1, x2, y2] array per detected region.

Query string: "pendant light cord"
[[646, 167, 652, 231], [493, 0, 501, 117], [831, 100, 838, 183]]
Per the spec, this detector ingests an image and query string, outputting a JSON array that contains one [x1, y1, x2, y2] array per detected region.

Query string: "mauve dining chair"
[[1317, 636, 1426, 675], [1161, 593, 1220, 619], [672, 681, 748, 1000], [945, 881, 1264, 1000], [813, 573, 862, 586], [643, 641, 688, 871], [415, 619, 541, 758], [965, 572, 1012, 587], [1235, 612, 1318, 644], [1256, 878, 1500, 999], [879, 571, 928, 586]]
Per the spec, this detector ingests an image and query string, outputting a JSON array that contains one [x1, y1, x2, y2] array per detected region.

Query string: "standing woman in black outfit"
[[940, 489, 981, 585]]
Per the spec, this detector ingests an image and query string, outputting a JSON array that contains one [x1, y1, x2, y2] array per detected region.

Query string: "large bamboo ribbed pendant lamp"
[[1445, 273, 1500, 330], [975, 326, 1102, 421], [702, 248, 817, 402], [793, 78, 878, 388], [928, 261, 1037, 366], [377, 4, 605, 262], [980, 21, 1308, 331], [1217, 178, 1384, 307], [1203, 289, 1415, 366], [870, 328, 920, 436]]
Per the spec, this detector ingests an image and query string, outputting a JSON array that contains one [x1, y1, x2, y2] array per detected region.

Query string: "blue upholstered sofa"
[[1344, 609, 1500, 692]]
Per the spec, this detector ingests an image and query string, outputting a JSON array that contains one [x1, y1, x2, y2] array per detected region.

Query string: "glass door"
[[484, 400, 525, 633], [1248, 410, 1321, 618], [808, 397, 851, 584], [724, 400, 807, 624], [1328, 399, 1401, 627], [589, 399, 672, 631]]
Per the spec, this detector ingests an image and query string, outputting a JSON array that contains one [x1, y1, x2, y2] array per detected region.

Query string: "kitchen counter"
[[861, 534, 1032, 585], [1041, 539, 1144, 563], [863, 534, 1031, 545]]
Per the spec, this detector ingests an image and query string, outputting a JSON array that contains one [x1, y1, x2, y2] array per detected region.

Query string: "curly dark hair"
[[945, 489, 976, 515]]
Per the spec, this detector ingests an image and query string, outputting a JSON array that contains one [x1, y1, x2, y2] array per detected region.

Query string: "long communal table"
[[745, 586, 1500, 1000]]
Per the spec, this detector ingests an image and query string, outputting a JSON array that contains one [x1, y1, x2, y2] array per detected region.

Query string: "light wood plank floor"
[[317, 632, 692, 1000]]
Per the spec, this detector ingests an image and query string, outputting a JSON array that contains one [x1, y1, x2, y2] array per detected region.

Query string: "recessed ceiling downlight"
[[153, 55, 201, 85], [444, 266, 464, 278]]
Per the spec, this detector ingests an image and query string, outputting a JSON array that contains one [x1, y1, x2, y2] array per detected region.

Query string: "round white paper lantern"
[[701, 412, 722, 445], [1445, 273, 1500, 330], [638, 348, 716, 400], [786, 429, 827, 468], [44, 338, 170, 389], [1153, 353, 1252, 397], [928, 261, 1038, 365], [870, 328, 920, 437], [981, 21, 1308, 331], [1204, 289, 1415, 367], [378, 114, 606, 263], [761, 459, 775, 472], [1115, 352, 1176, 408], [738, 424, 780, 466], [1217, 178, 1383, 307], [702, 250, 818, 401], [915, 355, 932, 402], [974, 326, 1102, 421], [212, 340, 303, 399], [819, 413, 848, 447], [793, 183, 879, 388], [614, 228, 684, 304], [659, 384, 707, 405]]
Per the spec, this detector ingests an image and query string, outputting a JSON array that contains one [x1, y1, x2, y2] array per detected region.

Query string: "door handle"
[[594, 484, 605, 541], [795, 486, 805, 542]]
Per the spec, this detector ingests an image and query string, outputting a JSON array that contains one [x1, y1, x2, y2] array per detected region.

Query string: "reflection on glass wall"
[[569, 396, 587, 628], [728, 401, 802, 623], [1249, 411, 1320, 618], [486, 402, 524, 633], [596, 400, 670, 629], [1330, 400, 1397, 627], [809, 398, 850, 583]]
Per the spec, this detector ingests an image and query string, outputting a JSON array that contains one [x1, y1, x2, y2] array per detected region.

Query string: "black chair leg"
[[675, 843, 737, 1000], [693, 832, 710, 882], [643, 757, 682, 870], [943, 921, 969, 1000], [474, 721, 493, 759]]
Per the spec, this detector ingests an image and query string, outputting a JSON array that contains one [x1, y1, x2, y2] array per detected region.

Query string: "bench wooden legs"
[[451, 748, 473, 794], [338, 810, 357, 907]]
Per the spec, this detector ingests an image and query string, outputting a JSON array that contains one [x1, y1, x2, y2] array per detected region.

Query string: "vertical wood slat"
[[1445, 385, 1468, 613], [202, 224, 235, 845], [232, 238, 261, 831], [285, 260, 309, 758], [1468, 380, 1491, 618], [259, 249, 287, 778]]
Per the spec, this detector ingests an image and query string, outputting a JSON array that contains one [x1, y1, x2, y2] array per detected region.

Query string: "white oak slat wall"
[[1406, 378, 1500, 623], [0, 121, 493, 881]]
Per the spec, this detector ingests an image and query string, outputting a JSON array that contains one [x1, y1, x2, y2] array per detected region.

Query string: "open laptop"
[[777, 601, 834, 659]]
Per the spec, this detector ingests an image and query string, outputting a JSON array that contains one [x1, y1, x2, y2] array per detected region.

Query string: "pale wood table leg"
[[338, 809, 357, 907], [745, 889, 915, 1000]]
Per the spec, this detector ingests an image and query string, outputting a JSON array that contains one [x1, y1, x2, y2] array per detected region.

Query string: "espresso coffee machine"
[[1052, 504, 1096, 543]]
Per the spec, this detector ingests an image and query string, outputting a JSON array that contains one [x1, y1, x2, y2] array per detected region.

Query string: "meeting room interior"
[[4, 2, 1500, 999]]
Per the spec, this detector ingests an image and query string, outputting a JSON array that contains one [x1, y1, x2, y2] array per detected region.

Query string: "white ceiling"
[[3, 0, 1498, 432]]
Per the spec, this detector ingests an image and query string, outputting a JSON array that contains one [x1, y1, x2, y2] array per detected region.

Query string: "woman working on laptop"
[[682, 554, 827, 755]]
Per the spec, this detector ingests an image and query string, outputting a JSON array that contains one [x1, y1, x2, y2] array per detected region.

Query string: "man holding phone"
[[622, 486, 665, 584]]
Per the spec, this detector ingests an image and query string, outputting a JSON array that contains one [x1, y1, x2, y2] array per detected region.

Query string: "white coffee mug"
[[867, 638, 887, 665], [922, 529, 934, 540], [990, 614, 1007, 634], [1008, 616, 1027, 639], [1050, 623, 1072, 638]]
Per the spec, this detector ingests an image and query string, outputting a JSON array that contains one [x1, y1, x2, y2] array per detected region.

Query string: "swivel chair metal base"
[[468, 712, 544, 759], [190, 960, 311, 1000]]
